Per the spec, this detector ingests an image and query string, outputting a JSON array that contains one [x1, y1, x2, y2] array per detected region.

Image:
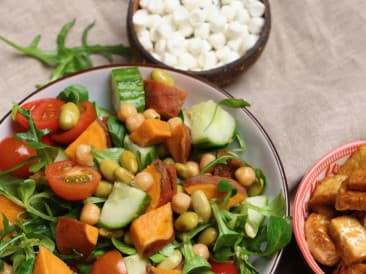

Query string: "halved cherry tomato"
[[0, 136, 37, 178], [51, 101, 96, 145], [210, 260, 239, 274], [90, 250, 128, 274], [45, 160, 101, 201], [15, 98, 64, 133]]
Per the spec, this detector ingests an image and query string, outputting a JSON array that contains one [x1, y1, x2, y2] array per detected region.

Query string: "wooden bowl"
[[126, 0, 271, 87]]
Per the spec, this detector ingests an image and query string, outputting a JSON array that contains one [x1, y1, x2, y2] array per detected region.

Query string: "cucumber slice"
[[112, 67, 145, 112], [99, 182, 150, 229], [124, 135, 158, 170], [124, 254, 147, 274], [243, 195, 268, 238], [190, 100, 236, 148]]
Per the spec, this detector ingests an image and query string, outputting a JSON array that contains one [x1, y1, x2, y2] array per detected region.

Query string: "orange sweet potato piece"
[[0, 195, 24, 230], [33, 245, 73, 274], [144, 80, 187, 119], [64, 119, 109, 160], [90, 250, 128, 274], [145, 160, 178, 211], [183, 175, 247, 208], [165, 123, 191, 163], [147, 265, 182, 274], [130, 203, 174, 258], [130, 119, 171, 147], [56, 217, 99, 257]]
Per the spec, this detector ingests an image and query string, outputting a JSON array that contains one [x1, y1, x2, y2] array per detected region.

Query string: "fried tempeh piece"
[[333, 262, 366, 274], [329, 216, 366, 266], [338, 145, 366, 176], [305, 213, 340, 267], [335, 180, 366, 211], [309, 175, 347, 209]]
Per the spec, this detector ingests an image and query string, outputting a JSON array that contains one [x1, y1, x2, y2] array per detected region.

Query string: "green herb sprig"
[[0, 19, 131, 86]]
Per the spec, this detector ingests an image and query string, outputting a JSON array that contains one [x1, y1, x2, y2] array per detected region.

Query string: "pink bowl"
[[293, 140, 366, 274]]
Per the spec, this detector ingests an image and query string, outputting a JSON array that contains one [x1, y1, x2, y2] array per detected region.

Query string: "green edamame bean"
[[175, 211, 199, 231], [157, 250, 182, 270], [59, 102, 80, 130], [198, 227, 218, 246], [100, 159, 119, 181], [191, 190, 211, 222], [151, 68, 175, 87], [120, 150, 138, 174]]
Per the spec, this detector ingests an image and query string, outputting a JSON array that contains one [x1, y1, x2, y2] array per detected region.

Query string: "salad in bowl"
[[0, 65, 290, 274]]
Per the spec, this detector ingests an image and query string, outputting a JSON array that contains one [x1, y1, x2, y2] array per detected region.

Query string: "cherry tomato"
[[15, 98, 64, 133], [210, 260, 239, 274], [0, 136, 37, 178], [90, 250, 128, 274], [51, 101, 96, 144], [45, 160, 101, 201]]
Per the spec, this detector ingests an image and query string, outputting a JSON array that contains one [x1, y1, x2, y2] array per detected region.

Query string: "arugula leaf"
[[199, 155, 235, 174], [217, 180, 237, 207], [57, 84, 89, 103], [111, 238, 137, 256], [218, 98, 251, 108], [0, 19, 131, 86]]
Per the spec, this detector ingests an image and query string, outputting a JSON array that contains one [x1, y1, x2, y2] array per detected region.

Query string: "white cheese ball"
[[187, 38, 205, 56], [173, 7, 189, 26], [227, 38, 244, 53], [164, 0, 181, 13], [209, 32, 226, 51], [147, 0, 165, 15], [242, 34, 259, 52], [139, 0, 150, 9], [137, 29, 153, 51], [178, 23, 194, 38], [221, 5, 236, 22], [198, 51, 218, 70], [181, 0, 199, 11], [235, 8, 250, 25], [248, 17, 265, 35], [194, 23, 210, 40], [133, 9, 149, 28], [247, 0, 266, 17], [209, 14, 227, 33], [189, 8, 206, 27], [154, 39, 167, 55], [147, 14, 163, 30], [166, 33, 187, 54], [226, 22, 246, 39], [205, 5, 220, 22], [162, 52, 178, 67], [178, 52, 198, 70]]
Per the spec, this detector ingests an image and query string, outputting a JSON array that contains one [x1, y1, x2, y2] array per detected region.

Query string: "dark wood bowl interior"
[[127, 0, 271, 87]]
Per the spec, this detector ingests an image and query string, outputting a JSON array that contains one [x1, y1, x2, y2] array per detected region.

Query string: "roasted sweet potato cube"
[[33, 246, 73, 274], [309, 175, 347, 209], [130, 203, 174, 258], [129, 119, 171, 147], [165, 123, 191, 163], [144, 80, 187, 119], [56, 217, 99, 257], [329, 216, 366, 265]]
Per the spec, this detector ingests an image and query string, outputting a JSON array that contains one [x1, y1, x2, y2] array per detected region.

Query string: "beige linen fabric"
[[1, 0, 366, 196]]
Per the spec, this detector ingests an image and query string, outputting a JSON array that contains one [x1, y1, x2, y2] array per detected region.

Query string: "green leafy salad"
[[0, 67, 291, 274]]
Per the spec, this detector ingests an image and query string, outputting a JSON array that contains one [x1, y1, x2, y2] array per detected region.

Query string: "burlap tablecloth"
[[1, 0, 366, 272]]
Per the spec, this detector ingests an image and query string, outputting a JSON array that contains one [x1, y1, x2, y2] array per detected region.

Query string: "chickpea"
[[192, 243, 210, 260], [100, 159, 119, 181], [158, 250, 182, 270], [185, 161, 200, 178], [132, 171, 154, 191], [199, 153, 216, 172], [80, 203, 100, 225], [151, 68, 175, 87], [235, 166, 256, 187], [125, 113, 145, 132], [175, 211, 199, 231], [167, 117, 182, 130], [94, 180, 113, 197], [191, 190, 211, 221], [120, 150, 138, 174], [59, 102, 80, 130], [143, 108, 160, 119], [172, 192, 191, 214], [0, 263, 12, 274], [163, 157, 175, 165], [117, 103, 137, 122], [75, 144, 93, 166], [198, 227, 218, 246]]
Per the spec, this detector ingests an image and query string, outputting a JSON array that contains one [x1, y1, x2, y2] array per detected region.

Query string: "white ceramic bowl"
[[0, 64, 288, 273], [293, 140, 366, 274]]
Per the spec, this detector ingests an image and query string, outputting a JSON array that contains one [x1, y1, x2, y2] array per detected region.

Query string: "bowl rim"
[[1, 63, 289, 273], [126, 0, 271, 76], [293, 139, 366, 274]]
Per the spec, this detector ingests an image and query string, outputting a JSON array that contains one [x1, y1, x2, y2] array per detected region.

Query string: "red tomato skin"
[[90, 250, 128, 274], [51, 101, 96, 145], [45, 160, 101, 201], [210, 260, 239, 274], [0, 136, 37, 178], [15, 98, 64, 133]]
